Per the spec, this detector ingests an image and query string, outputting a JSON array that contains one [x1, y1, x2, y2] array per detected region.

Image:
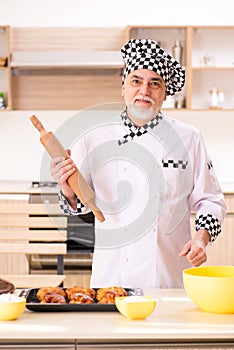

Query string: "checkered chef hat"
[[121, 39, 185, 96]]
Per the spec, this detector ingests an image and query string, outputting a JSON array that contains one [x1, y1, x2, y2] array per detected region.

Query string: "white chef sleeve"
[[189, 132, 226, 242]]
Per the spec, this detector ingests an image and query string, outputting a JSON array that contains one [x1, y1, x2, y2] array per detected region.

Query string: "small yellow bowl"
[[115, 295, 157, 320], [0, 298, 26, 321], [183, 265, 234, 314]]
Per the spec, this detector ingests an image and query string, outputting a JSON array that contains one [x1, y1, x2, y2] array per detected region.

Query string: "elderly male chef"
[[51, 39, 226, 288]]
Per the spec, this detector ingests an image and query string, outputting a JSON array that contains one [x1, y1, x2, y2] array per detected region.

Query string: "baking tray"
[[26, 287, 141, 312]]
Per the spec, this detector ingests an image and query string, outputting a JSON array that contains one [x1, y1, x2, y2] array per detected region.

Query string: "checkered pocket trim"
[[58, 191, 85, 215], [162, 159, 188, 169], [195, 214, 221, 242]]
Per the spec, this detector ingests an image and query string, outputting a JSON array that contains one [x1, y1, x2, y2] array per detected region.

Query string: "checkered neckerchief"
[[118, 109, 163, 145]]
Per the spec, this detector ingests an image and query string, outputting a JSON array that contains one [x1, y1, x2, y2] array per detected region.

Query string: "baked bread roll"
[[69, 292, 94, 304], [97, 291, 117, 304], [66, 286, 96, 300], [40, 292, 66, 304], [96, 286, 127, 301], [37, 287, 66, 301]]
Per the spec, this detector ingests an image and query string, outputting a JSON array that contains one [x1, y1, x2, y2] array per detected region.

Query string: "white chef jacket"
[[59, 111, 226, 289]]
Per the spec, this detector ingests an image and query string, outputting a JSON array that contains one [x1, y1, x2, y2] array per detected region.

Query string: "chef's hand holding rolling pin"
[[179, 229, 210, 266], [30, 115, 104, 222], [50, 149, 78, 210]]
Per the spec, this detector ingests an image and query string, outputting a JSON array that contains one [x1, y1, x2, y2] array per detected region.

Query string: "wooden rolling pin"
[[30, 115, 105, 223]]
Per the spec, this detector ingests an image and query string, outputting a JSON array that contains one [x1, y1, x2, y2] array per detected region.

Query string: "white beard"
[[126, 103, 157, 121]]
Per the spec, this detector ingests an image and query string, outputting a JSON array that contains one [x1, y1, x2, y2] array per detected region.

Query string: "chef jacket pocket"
[[162, 159, 188, 170]]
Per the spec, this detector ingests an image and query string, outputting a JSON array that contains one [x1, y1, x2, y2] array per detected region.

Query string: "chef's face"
[[122, 69, 167, 125]]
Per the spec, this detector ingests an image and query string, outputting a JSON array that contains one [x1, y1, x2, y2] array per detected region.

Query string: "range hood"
[[11, 50, 123, 76]]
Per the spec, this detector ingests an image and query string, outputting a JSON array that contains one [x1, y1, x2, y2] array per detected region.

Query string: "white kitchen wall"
[[1, 0, 234, 27], [0, 0, 234, 183], [1, 110, 233, 183]]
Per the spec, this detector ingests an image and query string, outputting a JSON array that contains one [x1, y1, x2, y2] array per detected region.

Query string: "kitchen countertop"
[[0, 289, 234, 346], [0, 181, 59, 195]]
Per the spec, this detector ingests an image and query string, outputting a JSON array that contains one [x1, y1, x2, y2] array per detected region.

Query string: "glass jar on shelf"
[[209, 86, 225, 109], [172, 40, 183, 65]]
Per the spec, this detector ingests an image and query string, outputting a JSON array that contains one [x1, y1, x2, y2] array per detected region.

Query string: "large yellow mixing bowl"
[[183, 265, 234, 314]]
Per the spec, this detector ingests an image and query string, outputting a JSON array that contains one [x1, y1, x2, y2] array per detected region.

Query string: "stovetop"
[[31, 181, 58, 188]]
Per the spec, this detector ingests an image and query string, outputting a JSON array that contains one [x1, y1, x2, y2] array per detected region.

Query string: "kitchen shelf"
[[191, 69, 234, 109], [191, 26, 234, 110], [7, 26, 126, 110], [0, 25, 11, 110], [192, 66, 234, 70], [2, 25, 234, 110], [191, 26, 234, 67]]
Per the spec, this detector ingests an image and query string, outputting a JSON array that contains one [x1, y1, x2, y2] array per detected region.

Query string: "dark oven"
[[29, 181, 94, 272]]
